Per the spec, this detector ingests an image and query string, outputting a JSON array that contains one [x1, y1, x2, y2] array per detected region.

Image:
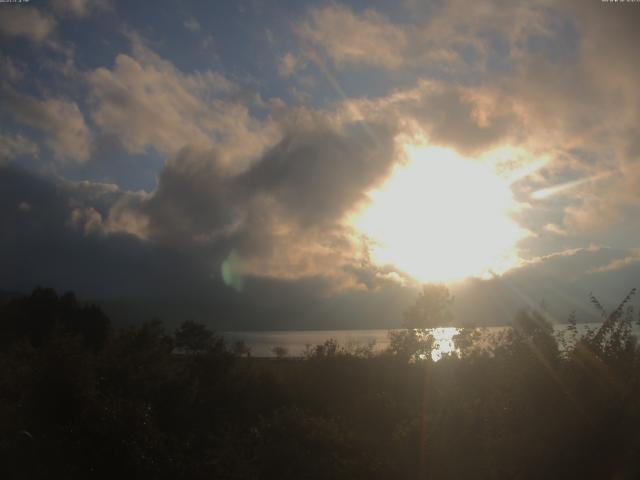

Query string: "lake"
[[222, 323, 614, 360]]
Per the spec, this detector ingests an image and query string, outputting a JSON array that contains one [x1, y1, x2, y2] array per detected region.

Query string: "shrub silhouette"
[[0, 287, 109, 349], [1, 286, 639, 479], [174, 319, 219, 354]]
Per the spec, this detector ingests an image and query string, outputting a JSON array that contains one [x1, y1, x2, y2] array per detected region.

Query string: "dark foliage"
[[402, 283, 453, 329], [0, 287, 109, 349], [1, 287, 640, 479]]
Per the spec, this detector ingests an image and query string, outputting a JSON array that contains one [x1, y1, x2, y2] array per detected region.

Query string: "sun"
[[351, 144, 524, 283]]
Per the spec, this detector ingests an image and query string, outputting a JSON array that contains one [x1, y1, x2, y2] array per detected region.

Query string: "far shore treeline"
[[1, 285, 640, 479]]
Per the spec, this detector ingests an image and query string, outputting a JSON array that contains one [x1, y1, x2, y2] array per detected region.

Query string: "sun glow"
[[352, 145, 524, 283]]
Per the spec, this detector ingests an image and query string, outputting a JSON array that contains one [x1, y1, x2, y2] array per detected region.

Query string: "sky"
[[1, 0, 639, 330]]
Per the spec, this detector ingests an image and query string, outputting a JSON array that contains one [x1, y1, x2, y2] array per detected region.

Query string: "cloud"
[[2, 1, 639, 330], [0, 54, 24, 82], [0, 6, 56, 43], [296, 2, 558, 73], [483, 2, 640, 234], [4, 38, 406, 289], [298, 5, 408, 69], [103, 115, 400, 288], [406, 83, 516, 155], [0, 165, 413, 329], [79, 39, 408, 289], [2, 88, 91, 163], [296, 2, 636, 236], [543, 223, 568, 236], [240, 123, 397, 227], [79, 39, 523, 289], [334, 79, 518, 156], [68, 206, 104, 235], [452, 242, 640, 325], [0, 132, 39, 163], [558, 162, 640, 234], [589, 248, 640, 274], [293, 0, 639, 172], [0, 165, 203, 301], [183, 16, 201, 32], [129, 146, 236, 242], [278, 52, 301, 77], [518, 244, 604, 268], [49, 0, 111, 17], [87, 37, 279, 169], [0, 162, 634, 329]]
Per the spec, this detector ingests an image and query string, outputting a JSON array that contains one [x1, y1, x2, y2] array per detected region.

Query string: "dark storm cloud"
[[240, 123, 397, 227], [0, 116, 408, 328], [140, 146, 238, 243], [117, 120, 399, 265], [0, 165, 340, 328], [0, 166, 202, 301]]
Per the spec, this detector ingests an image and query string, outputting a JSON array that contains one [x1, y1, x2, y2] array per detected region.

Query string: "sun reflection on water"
[[430, 327, 460, 361]]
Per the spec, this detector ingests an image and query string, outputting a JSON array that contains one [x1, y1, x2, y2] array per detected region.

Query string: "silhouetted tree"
[[272, 345, 289, 359], [174, 320, 215, 354], [0, 287, 109, 349], [403, 284, 453, 329], [387, 329, 435, 361], [231, 340, 251, 357]]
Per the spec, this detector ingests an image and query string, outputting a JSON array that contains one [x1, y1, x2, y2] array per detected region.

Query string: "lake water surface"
[[223, 323, 615, 359]]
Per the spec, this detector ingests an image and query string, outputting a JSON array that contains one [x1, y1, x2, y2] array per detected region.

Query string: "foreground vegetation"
[[1, 287, 640, 479]]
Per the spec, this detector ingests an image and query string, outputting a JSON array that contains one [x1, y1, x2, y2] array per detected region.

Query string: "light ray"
[[531, 171, 614, 200]]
